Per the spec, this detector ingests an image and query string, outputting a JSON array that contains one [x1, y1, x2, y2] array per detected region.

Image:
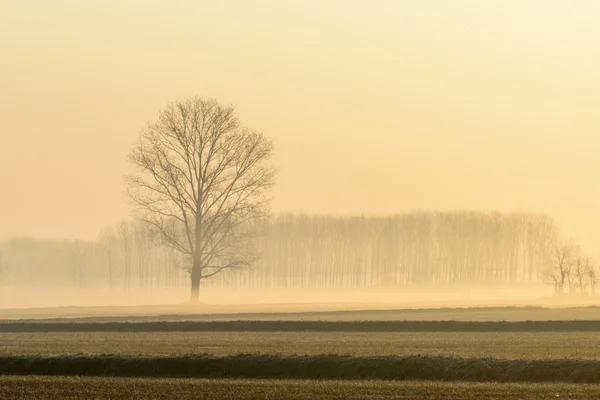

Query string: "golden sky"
[[1, 0, 599, 252]]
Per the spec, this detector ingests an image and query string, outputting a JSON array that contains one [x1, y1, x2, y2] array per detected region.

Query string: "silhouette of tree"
[[126, 97, 276, 301]]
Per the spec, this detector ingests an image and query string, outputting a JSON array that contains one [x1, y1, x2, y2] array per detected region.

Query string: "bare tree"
[[542, 242, 574, 295], [132, 221, 153, 291], [98, 228, 117, 291], [0, 246, 5, 286], [572, 253, 593, 294], [126, 97, 277, 301], [68, 240, 85, 291], [587, 264, 598, 296], [116, 221, 133, 291]]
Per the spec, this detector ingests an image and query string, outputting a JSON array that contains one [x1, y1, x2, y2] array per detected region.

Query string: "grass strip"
[[2, 354, 600, 383], [5, 320, 600, 332]]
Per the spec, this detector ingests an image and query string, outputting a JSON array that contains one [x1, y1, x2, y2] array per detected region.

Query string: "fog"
[[1, 1, 600, 311], [0, 212, 571, 310]]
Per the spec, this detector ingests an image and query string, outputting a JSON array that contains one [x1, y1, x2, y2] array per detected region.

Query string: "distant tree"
[[572, 253, 593, 294], [587, 264, 598, 296], [0, 247, 5, 285], [132, 221, 153, 291], [98, 228, 117, 291], [542, 242, 574, 295], [68, 240, 85, 291], [116, 221, 133, 291], [126, 97, 277, 302]]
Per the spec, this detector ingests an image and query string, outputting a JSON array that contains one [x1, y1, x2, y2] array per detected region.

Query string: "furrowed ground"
[[2, 377, 600, 400], [4, 308, 600, 398], [4, 328, 600, 383], [2, 331, 600, 359]]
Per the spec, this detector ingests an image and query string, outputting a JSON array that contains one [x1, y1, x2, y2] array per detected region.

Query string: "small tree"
[[116, 221, 133, 291], [98, 228, 117, 292], [68, 240, 85, 291], [586, 262, 598, 296], [126, 97, 277, 302], [572, 254, 594, 295], [0, 247, 5, 286], [132, 221, 153, 291], [572, 252, 585, 294], [542, 242, 574, 295]]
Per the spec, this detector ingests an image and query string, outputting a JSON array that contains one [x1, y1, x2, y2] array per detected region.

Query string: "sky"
[[1, 0, 600, 252]]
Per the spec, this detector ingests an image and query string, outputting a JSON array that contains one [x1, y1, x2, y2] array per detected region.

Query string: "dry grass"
[[2, 331, 600, 360], [1, 376, 600, 399]]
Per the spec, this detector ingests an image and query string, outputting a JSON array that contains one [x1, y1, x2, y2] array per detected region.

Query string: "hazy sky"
[[1, 1, 600, 251]]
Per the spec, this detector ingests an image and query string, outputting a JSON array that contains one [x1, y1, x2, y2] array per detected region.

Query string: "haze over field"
[[2, 1, 600, 244], [7, 5, 600, 398], [1, 1, 600, 309]]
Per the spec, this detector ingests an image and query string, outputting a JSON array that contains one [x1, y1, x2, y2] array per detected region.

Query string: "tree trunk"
[[189, 266, 201, 302]]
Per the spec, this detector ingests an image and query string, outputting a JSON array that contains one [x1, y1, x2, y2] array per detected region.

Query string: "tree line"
[[1, 211, 592, 295], [206, 212, 571, 291], [0, 223, 188, 293]]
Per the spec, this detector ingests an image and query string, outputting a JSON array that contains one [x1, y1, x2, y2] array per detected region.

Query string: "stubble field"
[[4, 307, 600, 398], [1, 331, 600, 360], [2, 376, 600, 400]]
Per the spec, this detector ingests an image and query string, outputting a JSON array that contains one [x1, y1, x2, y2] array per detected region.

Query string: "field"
[[2, 331, 600, 359], [3, 376, 600, 400], [4, 304, 600, 322], [5, 307, 600, 398]]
